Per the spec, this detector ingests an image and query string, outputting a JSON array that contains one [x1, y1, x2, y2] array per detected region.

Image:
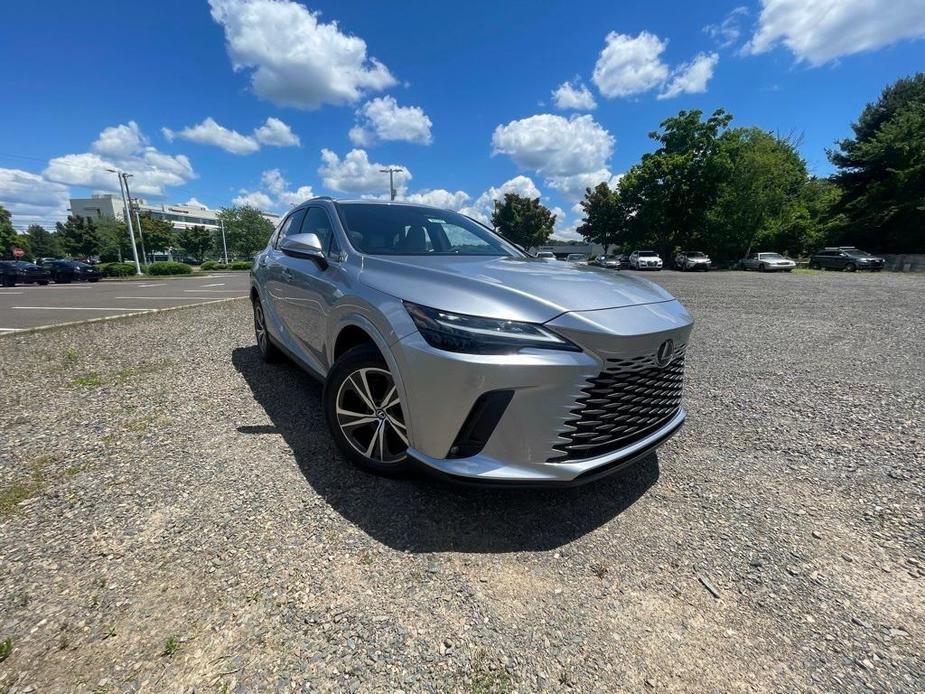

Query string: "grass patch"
[[466, 651, 512, 694], [0, 454, 74, 518], [0, 637, 12, 663], [72, 372, 103, 388], [63, 347, 79, 365], [161, 636, 180, 657]]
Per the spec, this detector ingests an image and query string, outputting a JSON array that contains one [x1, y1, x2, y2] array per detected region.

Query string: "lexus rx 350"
[[251, 199, 693, 485]]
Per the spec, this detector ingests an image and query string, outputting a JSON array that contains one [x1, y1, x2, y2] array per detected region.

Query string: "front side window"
[[302, 207, 338, 258], [336, 203, 521, 257]]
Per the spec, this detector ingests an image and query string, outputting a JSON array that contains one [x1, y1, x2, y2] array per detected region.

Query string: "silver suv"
[[251, 199, 693, 485]]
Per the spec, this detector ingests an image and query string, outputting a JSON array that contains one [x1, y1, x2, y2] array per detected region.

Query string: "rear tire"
[[39, 280, 48, 285], [252, 295, 283, 363], [758, 264, 767, 272], [844, 263, 857, 272], [809, 261, 820, 270], [1, 275, 14, 287], [324, 344, 412, 476]]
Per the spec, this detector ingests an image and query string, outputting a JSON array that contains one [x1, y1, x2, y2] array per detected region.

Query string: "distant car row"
[[534, 246, 885, 273], [0, 259, 101, 287]]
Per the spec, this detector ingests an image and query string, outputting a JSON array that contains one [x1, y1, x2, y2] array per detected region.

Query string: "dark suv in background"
[[810, 247, 885, 272], [40, 259, 101, 283], [0, 260, 51, 287]]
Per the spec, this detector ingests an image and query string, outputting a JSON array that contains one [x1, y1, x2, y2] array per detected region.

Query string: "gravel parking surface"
[[1, 270, 922, 692]]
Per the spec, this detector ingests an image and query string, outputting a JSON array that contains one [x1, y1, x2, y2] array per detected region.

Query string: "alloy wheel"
[[336, 367, 408, 464], [253, 300, 268, 354]]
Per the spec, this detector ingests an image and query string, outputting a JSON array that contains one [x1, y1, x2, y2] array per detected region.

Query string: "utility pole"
[[219, 217, 229, 264], [120, 174, 147, 264], [379, 167, 401, 201], [108, 168, 142, 275]]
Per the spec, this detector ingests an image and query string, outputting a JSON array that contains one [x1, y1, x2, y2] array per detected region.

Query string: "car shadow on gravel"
[[233, 346, 658, 553]]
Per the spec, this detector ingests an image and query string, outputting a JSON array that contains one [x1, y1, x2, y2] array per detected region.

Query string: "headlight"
[[404, 302, 580, 355]]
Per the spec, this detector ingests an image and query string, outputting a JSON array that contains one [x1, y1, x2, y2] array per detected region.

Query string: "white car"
[[629, 250, 663, 270], [565, 253, 587, 264], [739, 252, 796, 272], [535, 251, 555, 259]]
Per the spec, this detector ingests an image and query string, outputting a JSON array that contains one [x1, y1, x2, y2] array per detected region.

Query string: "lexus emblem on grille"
[[656, 339, 675, 367]]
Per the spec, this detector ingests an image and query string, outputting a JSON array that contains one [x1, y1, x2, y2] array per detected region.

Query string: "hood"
[[359, 255, 675, 323]]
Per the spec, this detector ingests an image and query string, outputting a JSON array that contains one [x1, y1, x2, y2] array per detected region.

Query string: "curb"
[[0, 296, 249, 338]]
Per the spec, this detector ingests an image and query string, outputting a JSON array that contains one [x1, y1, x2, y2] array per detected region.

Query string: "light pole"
[[120, 174, 147, 265], [107, 168, 142, 275], [219, 216, 229, 264], [379, 167, 401, 201]]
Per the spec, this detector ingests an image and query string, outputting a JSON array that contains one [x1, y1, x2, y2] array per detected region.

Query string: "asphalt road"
[[0, 272, 251, 331]]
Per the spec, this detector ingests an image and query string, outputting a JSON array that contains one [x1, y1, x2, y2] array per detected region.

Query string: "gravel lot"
[[1, 270, 922, 692]]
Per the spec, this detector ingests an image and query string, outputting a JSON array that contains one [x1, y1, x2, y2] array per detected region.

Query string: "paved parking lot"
[[0, 270, 922, 691], [0, 272, 251, 331]]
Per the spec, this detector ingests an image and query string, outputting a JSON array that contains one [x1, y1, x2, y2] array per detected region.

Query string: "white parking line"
[[137, 283, 166, 288], [115, 296, 237, 300], [200, 282, 226, 287], [0, 327, 23, 332], [0, 291, 24, 295], [182, 289, 242, 293], [12, 306, 156, 311]]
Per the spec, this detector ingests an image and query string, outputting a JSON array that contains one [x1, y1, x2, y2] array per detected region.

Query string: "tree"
[[218, 205, 275, 258], [576, 182, 627, 255], [700, 128, 808, 264], [55, 215, 101, 258], [0, 204, 18, 257], [137, 213, 175, 255], [828, 73, 925, 253], [94, 216, 132, 262], [175, 225, 212, 263], [619, 109, 733, 259], [25, 224, 63, 258], [490, 193, 555, 249]]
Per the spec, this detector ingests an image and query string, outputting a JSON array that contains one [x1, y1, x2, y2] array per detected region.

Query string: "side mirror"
[[280, 233, 328, 269]]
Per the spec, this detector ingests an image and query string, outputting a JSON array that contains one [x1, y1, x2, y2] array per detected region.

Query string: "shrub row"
[[96, 262, 137, 277], [200, 260, 252, 271]]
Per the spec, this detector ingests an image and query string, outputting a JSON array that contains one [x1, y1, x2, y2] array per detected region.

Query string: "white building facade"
[[69, 194, 280, 230]]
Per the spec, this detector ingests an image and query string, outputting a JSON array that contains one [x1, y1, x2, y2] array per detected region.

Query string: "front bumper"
[[391, 299, 692, 484]]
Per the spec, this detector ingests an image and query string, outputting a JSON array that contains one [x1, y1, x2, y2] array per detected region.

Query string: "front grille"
[[549, 345, 686, 462]]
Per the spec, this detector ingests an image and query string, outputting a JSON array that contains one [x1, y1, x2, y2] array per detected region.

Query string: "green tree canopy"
[[175, 225, 213, 263], [55, 215, 101, 258], [218, 206, 275, 258], [700, 127, 808, 263], [828, 73, 925, 252], [92, 216, 133, 262], [137, 213, 175, 254], [25, 224, 64, 258], [490, 193, 555, 249], [0, 204, 19, 257], [619, 109, 733, 259], [576, 182, 627, 256]]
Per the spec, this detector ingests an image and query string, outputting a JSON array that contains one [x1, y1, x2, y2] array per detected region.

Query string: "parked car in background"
[[629, 250, 663, 270], [534, 251, 555, 259], [595, 255, 621, 270], [251, 198, 693, 485], [41, 259, 102, 283], [739, 252, 796, 272], [674, 251, 711, 271], [565, 253, 587, 264], [809, 247, 884, 272], [0, 260, 51, 287]]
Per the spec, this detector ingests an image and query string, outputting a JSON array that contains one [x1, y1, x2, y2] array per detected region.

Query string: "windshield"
[[684, 252, 706, 258], [845, 249, 871, 258], [336, 203, 521, 257], [566, 254, 584, 260], [759, 253, 785, 260], [638, 251, 657, 256]]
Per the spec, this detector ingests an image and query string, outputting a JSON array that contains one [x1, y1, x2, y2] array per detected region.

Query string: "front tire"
[[252, 295, 283, 363], [39, 280, 49, 285], [324, 344, 411, 475], [844, 263, 857, 272]]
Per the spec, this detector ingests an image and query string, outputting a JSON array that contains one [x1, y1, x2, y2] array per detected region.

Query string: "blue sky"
[[1, 0, 924, 238]]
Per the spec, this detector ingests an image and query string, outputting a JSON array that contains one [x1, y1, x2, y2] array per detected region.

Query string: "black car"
[[809, 247, 885, 272], [0, 260, 51, 287], [41, 259, 102, 283]]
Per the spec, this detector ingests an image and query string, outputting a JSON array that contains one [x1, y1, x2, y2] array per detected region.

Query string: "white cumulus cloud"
[[349, 96, 433, 146], [44, 122, 195, 197], [254, 117, 301, 147], [457, 175, 543, 223], [318, 148, 410, 196], [743, 0, 925, 66], [401, 189, 470, 210], [592, 31, 670, 98], [658, 52, 719, 99], [704, 6, 750, 48], [491, 114, 614, 177], [234, 168, 315, 210], [0, 168, 70, 228], [163, 117, 260, 155], [552, 80, 597, 110], [209, 0, 396, 109]]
